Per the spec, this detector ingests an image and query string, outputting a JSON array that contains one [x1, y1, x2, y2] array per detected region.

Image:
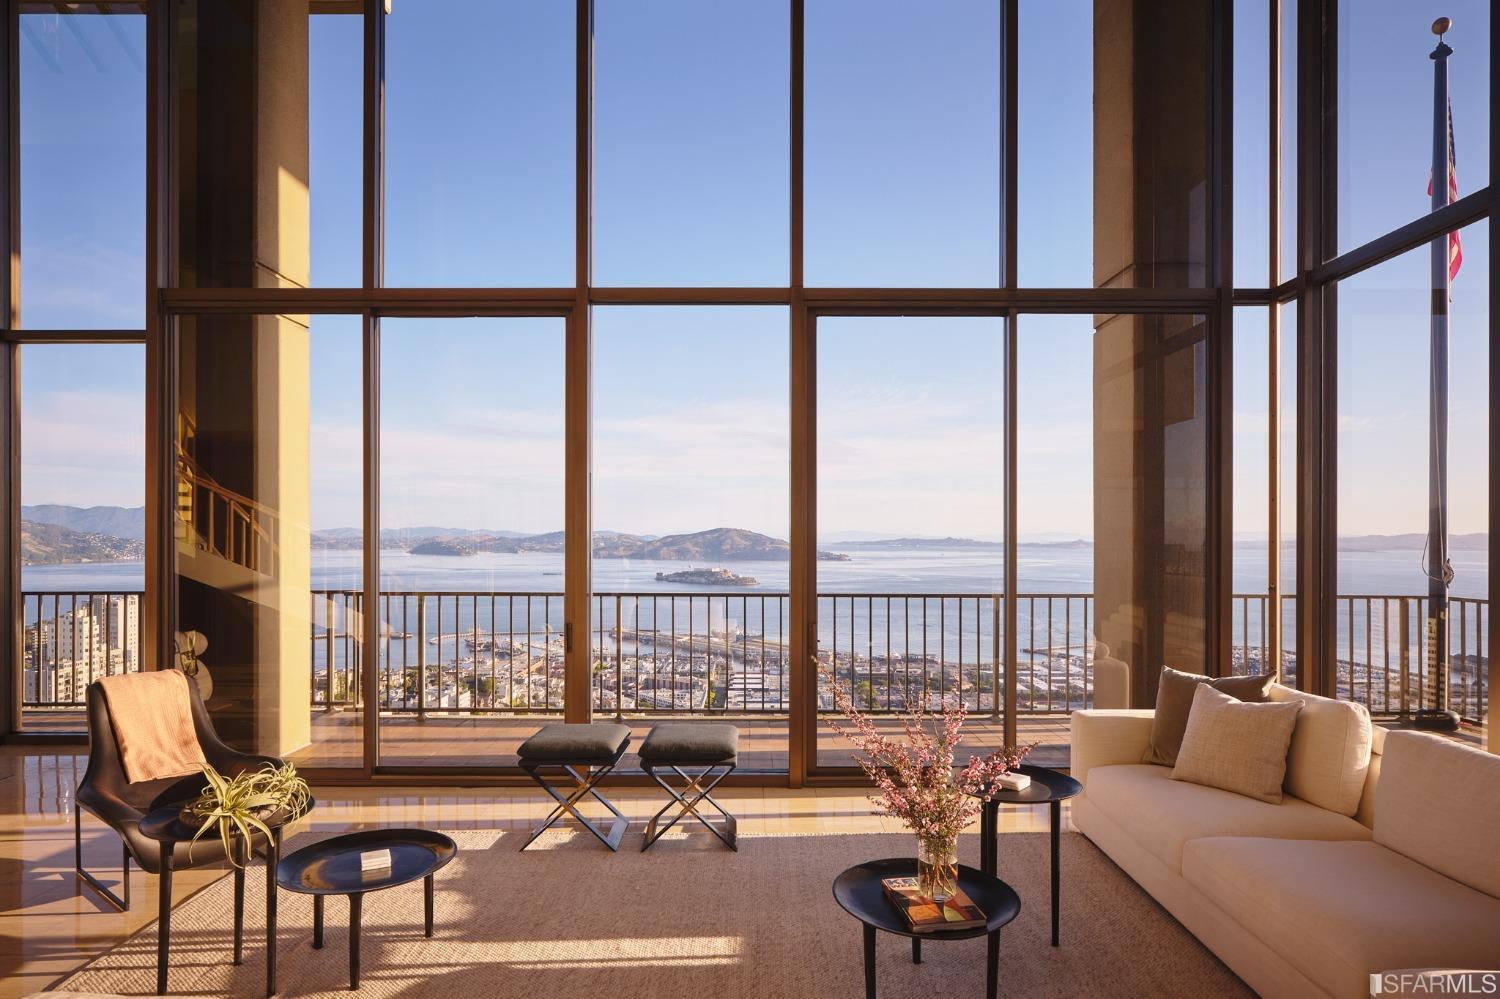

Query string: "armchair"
[[75, 674, 281, 910]]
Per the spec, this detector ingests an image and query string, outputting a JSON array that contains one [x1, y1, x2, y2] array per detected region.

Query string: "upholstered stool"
[[638, 723, 739, 851], [516, 723, 632, 851]]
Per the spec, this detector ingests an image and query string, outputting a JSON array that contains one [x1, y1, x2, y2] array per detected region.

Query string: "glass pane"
[[815, 317, 1006, 767], [1336, 220, 1487, 735], [1337, 0, 1490, 254], [1019, 0, 1211, 288], [19, 10, 145, 328], [174, 0, 361, 289], [1279, 301, 1298, 686], [592, 307, 789, 772], [378, 318, 566, 767], [1018, 0, 1091, 287], [174, 314, 366, 765], [1279, 0, 1297, 282], [806, 0, 1001, 287], [1235, 0, 1271, 288], [310, 10, 363, 287], [1231, 307, 1282, 676], [1092, 312, 1212, 698], [595, 1, 788, 286], [1017, 315, 1096, 766], [20, 345, 144, 732], [385, 1, 574, 286]]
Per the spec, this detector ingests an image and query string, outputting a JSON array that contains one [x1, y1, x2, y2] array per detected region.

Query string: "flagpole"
[[1419, 17, 1459, 731]]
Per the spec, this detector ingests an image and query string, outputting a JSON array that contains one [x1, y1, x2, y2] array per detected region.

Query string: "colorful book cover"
[[881, 876, 987, 933]]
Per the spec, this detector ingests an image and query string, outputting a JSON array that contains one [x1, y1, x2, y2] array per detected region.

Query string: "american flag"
[[1427, 100, 1463, 282]]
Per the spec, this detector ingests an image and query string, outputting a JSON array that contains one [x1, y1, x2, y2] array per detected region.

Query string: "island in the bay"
[[655, 567, 757, 587]]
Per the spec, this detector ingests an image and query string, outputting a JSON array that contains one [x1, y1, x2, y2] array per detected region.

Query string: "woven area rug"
[[57, 827, 1248, 998]]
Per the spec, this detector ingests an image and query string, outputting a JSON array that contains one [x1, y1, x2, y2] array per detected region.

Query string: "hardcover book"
[[881, 877, 987, 933]]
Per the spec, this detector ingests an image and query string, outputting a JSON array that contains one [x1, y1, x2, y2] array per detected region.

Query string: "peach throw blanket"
[[99, 670, 207, 783]]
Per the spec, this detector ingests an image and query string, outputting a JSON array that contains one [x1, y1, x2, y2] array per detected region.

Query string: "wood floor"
[[20, 710, 1075, 772], [0, 745, 1062, 998]]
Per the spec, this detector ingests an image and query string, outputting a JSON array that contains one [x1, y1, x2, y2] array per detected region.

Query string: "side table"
[[277, 828, 458, 990], [973, 763, 1081, 946], [833, 858, 1020, 999]]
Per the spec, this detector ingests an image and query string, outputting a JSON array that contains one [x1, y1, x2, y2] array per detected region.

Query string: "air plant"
[[183, 762, 310, 866]]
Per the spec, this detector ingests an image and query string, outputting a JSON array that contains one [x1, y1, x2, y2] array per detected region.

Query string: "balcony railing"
[[18, 589, 1487, 729], [21, 592, 142, 709]]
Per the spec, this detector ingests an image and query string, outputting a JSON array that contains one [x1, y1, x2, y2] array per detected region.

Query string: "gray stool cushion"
[[517, 723, 631, 765], [638, 724, 739, 766]]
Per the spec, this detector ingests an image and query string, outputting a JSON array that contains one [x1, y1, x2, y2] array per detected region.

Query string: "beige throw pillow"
[[1170, 684, 1302, 803], [1145, 666, 1277, 766]]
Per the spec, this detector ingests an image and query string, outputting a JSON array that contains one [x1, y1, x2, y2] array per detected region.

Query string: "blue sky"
[[14, 1, 1494, 553]]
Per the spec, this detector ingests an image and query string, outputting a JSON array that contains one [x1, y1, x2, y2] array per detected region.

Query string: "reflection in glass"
[[1020, 0, 1211, 289]]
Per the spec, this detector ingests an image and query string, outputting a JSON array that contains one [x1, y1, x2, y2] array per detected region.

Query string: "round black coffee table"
[[973, 763, 1082, 946], [139, 797, 314, 997], [277, 828, 458, 990], [833, 858, 1020, 999]]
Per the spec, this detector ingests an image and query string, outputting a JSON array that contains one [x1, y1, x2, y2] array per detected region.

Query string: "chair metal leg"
[[75, 803, 130, 912], [642, 762, 738, 851], [519, 762, 629, 851]]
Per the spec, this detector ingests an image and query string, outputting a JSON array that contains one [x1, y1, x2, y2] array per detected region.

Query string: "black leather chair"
[[75, 675, 281, 911]]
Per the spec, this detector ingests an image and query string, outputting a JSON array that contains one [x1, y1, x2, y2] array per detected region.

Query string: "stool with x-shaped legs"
[[638, 724, 739, 851], [516, 723, 632, 851]]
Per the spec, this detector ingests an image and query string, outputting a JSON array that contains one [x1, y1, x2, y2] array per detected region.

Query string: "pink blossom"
[[822, 667, 1035, 847]]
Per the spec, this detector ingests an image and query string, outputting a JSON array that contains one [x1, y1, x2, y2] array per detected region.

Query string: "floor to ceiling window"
[[814, 316, 1007, 768], [591, 307, 789, 772], [6, 0, 1494, 766], [377, 318, 567, 768], [13, 5, 146, 733]]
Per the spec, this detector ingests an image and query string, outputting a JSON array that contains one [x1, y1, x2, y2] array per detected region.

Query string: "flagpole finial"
[[1432, 17, 1451, 39]]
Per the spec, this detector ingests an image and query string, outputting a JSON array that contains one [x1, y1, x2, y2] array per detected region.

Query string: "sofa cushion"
[[1183, 837, 1500, 999], [1085, 763, 1369, 873], [1171, 684, 1301, 803], [1376, 730, 1500, 899], [1145, 666, 1276, 766], [1269, 684, 1372, 816]]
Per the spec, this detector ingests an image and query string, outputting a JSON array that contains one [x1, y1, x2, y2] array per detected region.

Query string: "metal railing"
[[21, 592, 142, 708], [17, 589, 1486, 728]]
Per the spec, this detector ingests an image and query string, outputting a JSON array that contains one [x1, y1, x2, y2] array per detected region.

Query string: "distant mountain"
[[22, 504, 144, 540], [1334, 532, 1487, 552], [831, 536, 1005, 550], [320, 525, 850, 561], [21, 520, 143, 564]]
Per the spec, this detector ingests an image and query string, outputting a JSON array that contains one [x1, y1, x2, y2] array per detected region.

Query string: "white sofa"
[[1070, 685, 1500, 998]]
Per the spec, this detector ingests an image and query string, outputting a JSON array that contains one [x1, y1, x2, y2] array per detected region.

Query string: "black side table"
[[833, 858, 1020, 999], [277, 828, 458, 990], [973, 763, 1081, 946], [139, 797, 312, 997]]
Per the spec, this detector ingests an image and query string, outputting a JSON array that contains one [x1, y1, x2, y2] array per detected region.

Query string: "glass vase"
[[916, 835, 959, 903]]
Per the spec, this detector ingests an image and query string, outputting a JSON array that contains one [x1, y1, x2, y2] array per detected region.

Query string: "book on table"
[[993, 771, 1031, 792], [881, 877, 987, 933]]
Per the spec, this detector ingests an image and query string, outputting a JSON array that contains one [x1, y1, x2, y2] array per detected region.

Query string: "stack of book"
[[881, 876, 987, 933]]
